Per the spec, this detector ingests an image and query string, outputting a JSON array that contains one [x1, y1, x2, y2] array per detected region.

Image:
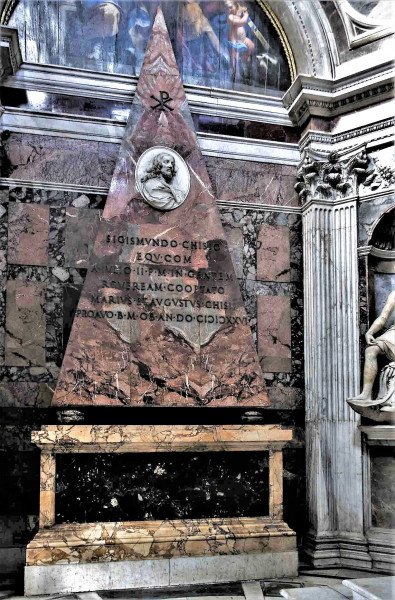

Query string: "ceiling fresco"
[[8, 0, 292, 96]]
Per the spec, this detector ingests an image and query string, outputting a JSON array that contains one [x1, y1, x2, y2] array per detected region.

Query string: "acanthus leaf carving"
[[295, 148, 394, 203]]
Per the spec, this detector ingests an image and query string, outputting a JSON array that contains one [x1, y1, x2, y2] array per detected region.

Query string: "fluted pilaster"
[[303, 197, 371, 568]]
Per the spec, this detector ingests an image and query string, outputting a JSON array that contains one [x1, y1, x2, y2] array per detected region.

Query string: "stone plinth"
[[25, 424, 297, 594], [360, 426, 395, 573], [27, 517, 296, 566], [25, 551, 299, 595]]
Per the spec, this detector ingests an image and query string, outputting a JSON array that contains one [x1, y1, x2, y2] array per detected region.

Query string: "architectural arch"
[[265, 0, 338, 79]]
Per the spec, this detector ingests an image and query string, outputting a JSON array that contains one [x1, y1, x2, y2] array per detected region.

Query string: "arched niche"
[[367, 205, 395, 342]]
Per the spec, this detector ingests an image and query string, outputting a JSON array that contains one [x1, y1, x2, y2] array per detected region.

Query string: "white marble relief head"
[[136, 146, 190, 211]]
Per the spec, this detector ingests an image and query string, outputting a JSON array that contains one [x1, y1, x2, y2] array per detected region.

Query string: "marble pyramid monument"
[[52, 7, 269, 408]]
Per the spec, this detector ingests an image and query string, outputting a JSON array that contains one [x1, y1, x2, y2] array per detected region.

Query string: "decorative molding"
[[303, 532, 372, 569], [291, 0, 317, 77], [366, 528, 395, 573], [0, 25, 22, 76], [299, 118, 395, 154], [0, 177, 301, 214], [3, 62, 136, 103], [2, 62, 293, 126], [301, 194, 359, 212], [2, 58, 394, 131], [0, 107, 300, 165], [335, 0, 394, 50], [1, 107, 125, 143], [0, 0, 18, 25], [283, 62, 395, 126], [360, 425, 395, 444], [0, 178, 109, 196], [353, 188, 395, 205], [198, 132, 299, 166], [217, 200, 301, 214]]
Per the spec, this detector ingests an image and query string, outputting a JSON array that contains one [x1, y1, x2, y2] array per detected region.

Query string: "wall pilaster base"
[[366, 529, 395, 573], [303, 531, 373, 570]]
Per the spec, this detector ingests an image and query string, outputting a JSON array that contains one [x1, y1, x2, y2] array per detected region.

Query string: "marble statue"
[[136, 147, 190, 211], [348, 290, 395, 421]]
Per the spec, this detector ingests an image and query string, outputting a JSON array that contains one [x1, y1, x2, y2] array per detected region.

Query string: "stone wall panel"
[[64, 207, 102, 268], [5, 280, 46, 366], [257, 224, 291, 282], [257, 295, 292, 373], [8, 203, 49, 266]]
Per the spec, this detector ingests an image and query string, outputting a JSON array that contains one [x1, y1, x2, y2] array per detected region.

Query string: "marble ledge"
[[26, 517, 297, 566], [31, 424, 293, 453], [360, 426, 395, 445]]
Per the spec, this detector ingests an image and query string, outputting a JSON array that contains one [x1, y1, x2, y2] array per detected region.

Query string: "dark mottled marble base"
[[55, 451, 269, 523]]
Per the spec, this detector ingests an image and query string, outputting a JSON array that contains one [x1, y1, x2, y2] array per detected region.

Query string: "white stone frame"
[[335, 0, 394, 50]]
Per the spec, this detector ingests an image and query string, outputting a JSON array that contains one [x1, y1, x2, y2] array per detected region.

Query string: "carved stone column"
[[299, 150, 372, 567]]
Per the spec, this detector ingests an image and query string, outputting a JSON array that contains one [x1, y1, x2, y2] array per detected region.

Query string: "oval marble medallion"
[[136, 146, 190, 211]]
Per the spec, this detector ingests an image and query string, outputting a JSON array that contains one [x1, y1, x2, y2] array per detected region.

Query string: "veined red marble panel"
[[7, 203, 49, 266], [257, 224, 291, 282], [257, 296, 291, 373], [52, 9, 268, 408]]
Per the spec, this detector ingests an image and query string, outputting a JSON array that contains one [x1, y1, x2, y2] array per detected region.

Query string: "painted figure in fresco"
[[140, 153, 184, 210], [225, 0, 254, 79], [83, 1, 121, 60], [180, 0, 225, 73], [348, 290, 395, 414], [127, 2, 152, 65]]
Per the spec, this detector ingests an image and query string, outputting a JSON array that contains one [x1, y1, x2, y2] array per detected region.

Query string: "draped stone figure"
[[348, 289, 395, 421]]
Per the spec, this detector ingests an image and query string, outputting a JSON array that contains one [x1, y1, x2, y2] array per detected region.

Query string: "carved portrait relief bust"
[[136, 146, 190, 211]]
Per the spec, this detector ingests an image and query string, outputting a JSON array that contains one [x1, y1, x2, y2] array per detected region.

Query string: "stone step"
[[342, 576, 395, 600], [279, 584, 353, 599]]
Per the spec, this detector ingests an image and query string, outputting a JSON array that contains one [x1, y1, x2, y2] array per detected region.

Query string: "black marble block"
[[55, 451, 269, 523]]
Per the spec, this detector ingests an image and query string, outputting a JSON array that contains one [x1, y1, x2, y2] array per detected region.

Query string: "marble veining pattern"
[[32, 424, 292, 452], [26, 517, 296, 566], [27, 423, 296, 567]]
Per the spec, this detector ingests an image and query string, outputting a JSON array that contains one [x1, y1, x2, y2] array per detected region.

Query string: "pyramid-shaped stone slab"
[[52, 8, 269, 408]]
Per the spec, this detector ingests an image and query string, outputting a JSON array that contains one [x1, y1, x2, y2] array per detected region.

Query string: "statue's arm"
[[366, 290, 395, 344]]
